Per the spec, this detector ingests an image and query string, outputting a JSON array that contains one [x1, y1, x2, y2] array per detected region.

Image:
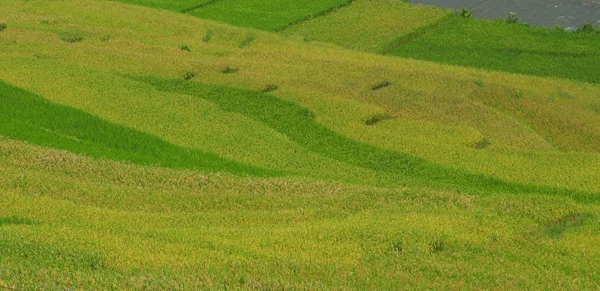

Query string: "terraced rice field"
[[3, 137, 599, 289], [107, 0, 215, 12], [281, 0, 452, 52], [391, 17, 600, 84], [185, 0, 353, 31], [1, 0, 599, 289]]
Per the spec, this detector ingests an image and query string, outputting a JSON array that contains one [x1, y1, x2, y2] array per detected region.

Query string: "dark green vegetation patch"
[[133, 77, 594, 202], [0, 81, 270, 176], [391, 17, 600, 84], [0, 216, 37, 226]]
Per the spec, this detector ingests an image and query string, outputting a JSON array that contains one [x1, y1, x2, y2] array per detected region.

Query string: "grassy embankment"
[[1, 0, 600, 289]]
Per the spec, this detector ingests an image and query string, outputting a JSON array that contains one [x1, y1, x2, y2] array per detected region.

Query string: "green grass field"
[[1, 0, 600, 289], [187, 0, 352, 31], [391, 17, 600, 84]]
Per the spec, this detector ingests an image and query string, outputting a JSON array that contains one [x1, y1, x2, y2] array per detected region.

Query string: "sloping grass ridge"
[[136, 77, 596, 202], [0, 81, 271, 176]]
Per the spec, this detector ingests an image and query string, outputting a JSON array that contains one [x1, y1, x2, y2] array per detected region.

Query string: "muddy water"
[[411, 0, 600, 30]]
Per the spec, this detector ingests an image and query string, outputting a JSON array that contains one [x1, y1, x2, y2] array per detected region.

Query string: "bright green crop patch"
[[0, 81, 270, 176], [135, 77, 596, 202], [186, 0, 351, 31], [282, 0, 452, 53], [391, 17, 600, 84]]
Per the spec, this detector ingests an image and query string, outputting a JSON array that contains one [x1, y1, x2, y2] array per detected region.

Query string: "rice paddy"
[[107, 0, 214, 12], [391, 17, 600, 84], [281, 0, 453, 52], [0, 80, 271, 175], [1, 0, 599, 289], [186, 0, 352, 31]]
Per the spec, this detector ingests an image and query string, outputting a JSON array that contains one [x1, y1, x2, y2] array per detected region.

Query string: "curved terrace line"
[[134, 76, 599, 204], [180, 0, 225, 13]]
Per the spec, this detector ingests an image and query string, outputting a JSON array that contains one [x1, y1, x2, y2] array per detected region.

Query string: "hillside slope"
[[2, 0, 600, 192], [1, 0, 600, 289], [281, 0, 452, 53], [2, 138, 600, 289], [102, 0, 600, 83], [391, 17, 600, 84]]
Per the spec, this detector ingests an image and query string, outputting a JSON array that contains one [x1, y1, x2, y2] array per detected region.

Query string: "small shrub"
[[371, 80, 391, 91], [260, 84, 279, 93], [429, 236, 447, 253], [221, 66, 239, 74], [184, 72, 196, 80], [505, 12, 520, 24], [0, 20, 7, 32], [179, 44, 191, 52], [365, 114, 393, 126], [588, 103, 600, 114], [202, 31, 212, 42], [238, 275, 247, 285], [392, 240, 403, 255], [473, 138, 491, 149], [510, 90, 525, 100], [458, 8, 472, 18], [558, 89, 575, 99], [474, 79, 484, 88], [59, 31, 84, 43], [576, 23, 596, 33], [239, 35, 254, 48], [490, 233, 500, 243], [544, 212, 593, 239]]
